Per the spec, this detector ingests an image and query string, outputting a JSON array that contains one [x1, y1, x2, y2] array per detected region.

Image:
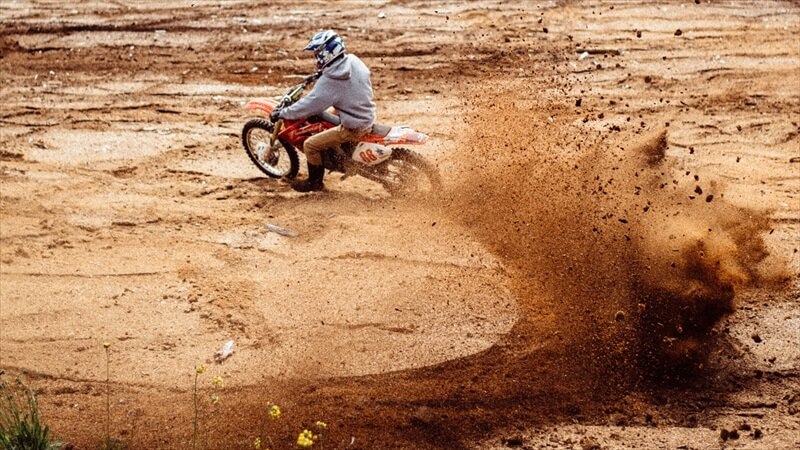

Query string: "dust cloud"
[[437, 81, 788, 378]]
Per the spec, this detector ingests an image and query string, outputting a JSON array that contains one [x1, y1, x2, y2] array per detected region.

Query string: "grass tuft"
[[0, 377, 63, 450]]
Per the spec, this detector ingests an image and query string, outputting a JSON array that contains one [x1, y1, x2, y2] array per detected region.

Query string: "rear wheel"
[[374, 148, 441, 195], [242, 119, 299, 179]]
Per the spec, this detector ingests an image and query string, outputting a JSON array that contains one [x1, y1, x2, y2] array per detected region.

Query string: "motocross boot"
[[291, 163, 325, 192]]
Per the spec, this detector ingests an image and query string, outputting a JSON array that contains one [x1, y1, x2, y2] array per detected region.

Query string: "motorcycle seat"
[[371, 123, 392, 137]]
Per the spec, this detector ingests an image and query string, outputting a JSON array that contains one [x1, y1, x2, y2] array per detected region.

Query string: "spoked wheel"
[[366, 148, 441, 196], [242, 119, 299, 179]]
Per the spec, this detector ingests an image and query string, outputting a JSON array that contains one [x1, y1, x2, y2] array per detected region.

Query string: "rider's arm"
[[279, 78, 338, 121]]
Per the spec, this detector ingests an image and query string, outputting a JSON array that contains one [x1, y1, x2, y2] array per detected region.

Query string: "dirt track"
[[1, 1, 799, 449]]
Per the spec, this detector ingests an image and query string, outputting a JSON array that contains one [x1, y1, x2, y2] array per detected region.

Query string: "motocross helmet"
[[304, 29, 345, 70]]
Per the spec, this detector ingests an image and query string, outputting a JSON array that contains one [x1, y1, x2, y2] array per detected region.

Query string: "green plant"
[[192, 365, 206, 450], [203, 375, 224, 450], [296, 429, 315, 448], [296, 421, 327, 449], [314, 421, 327, 450], [0, 377, 62, 450], [98, 437, 126, 450], [256, 402, 281, 449], [98, 342, 125, 450]]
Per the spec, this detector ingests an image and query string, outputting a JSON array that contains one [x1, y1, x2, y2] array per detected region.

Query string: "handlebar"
[[278, 71, 322, 109], [304, 71, 322, 84], [270, 71, 322, 142]]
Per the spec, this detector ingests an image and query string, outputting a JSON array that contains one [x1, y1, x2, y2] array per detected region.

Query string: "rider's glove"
[[270, 108, 282, 123]]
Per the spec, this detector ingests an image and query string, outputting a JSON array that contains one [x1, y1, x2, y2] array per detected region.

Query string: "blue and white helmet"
[[304, 30, 346, 70]]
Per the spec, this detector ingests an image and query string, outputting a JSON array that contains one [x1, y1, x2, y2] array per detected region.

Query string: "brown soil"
[[1, 1, 798, 449]]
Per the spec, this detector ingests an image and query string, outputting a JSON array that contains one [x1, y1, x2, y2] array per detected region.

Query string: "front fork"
[[260, 119, 284, 164], [270, 119, 284, 148]]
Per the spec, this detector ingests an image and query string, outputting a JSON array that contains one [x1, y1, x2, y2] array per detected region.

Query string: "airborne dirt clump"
[[1, 1, 799, 449]]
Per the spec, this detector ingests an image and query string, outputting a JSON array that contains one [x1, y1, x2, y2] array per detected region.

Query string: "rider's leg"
[[303, 125, 367, 165], [292, 125, 368, 192]]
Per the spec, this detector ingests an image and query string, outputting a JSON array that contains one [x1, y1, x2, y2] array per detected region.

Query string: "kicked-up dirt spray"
[[440, 81, 789, 380]]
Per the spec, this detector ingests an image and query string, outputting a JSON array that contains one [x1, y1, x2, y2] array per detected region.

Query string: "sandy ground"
[[1, 1, 798, 449]]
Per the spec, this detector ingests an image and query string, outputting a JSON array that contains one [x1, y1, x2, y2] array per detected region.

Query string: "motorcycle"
[[241, 72, 440, 194]]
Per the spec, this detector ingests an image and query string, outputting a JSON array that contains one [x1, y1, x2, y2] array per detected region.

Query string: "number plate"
[[352, 142, 392, 166]]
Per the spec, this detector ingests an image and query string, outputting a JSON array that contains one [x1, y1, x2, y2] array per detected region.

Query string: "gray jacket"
[[279, 54, 376, 131]]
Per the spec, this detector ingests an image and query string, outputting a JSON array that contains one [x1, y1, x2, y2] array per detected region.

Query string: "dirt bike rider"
[[270, 30, 377, 192]]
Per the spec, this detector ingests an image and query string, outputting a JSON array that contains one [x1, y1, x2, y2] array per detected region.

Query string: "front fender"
[[244, 98, 279, 115]]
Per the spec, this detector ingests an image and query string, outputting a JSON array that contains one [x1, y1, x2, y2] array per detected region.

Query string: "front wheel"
[[242, 119, 299, 179], [375, 148, 441, 195]]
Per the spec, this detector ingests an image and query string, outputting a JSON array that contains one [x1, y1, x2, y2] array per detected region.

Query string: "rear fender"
[[361, 126, 428, 145], [244, 98, 279, 115]]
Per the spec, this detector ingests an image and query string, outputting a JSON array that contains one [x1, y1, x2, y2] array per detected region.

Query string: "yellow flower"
[[212, 375, 224, 388], [268, 404, 281, 420], [102, 342, 110, 349], [315, 421, 327, 430], [196, 365, 206, 374], [253, 437, 261, 449], [296, 429, 315, 448], [210, 393, 220, 405]]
